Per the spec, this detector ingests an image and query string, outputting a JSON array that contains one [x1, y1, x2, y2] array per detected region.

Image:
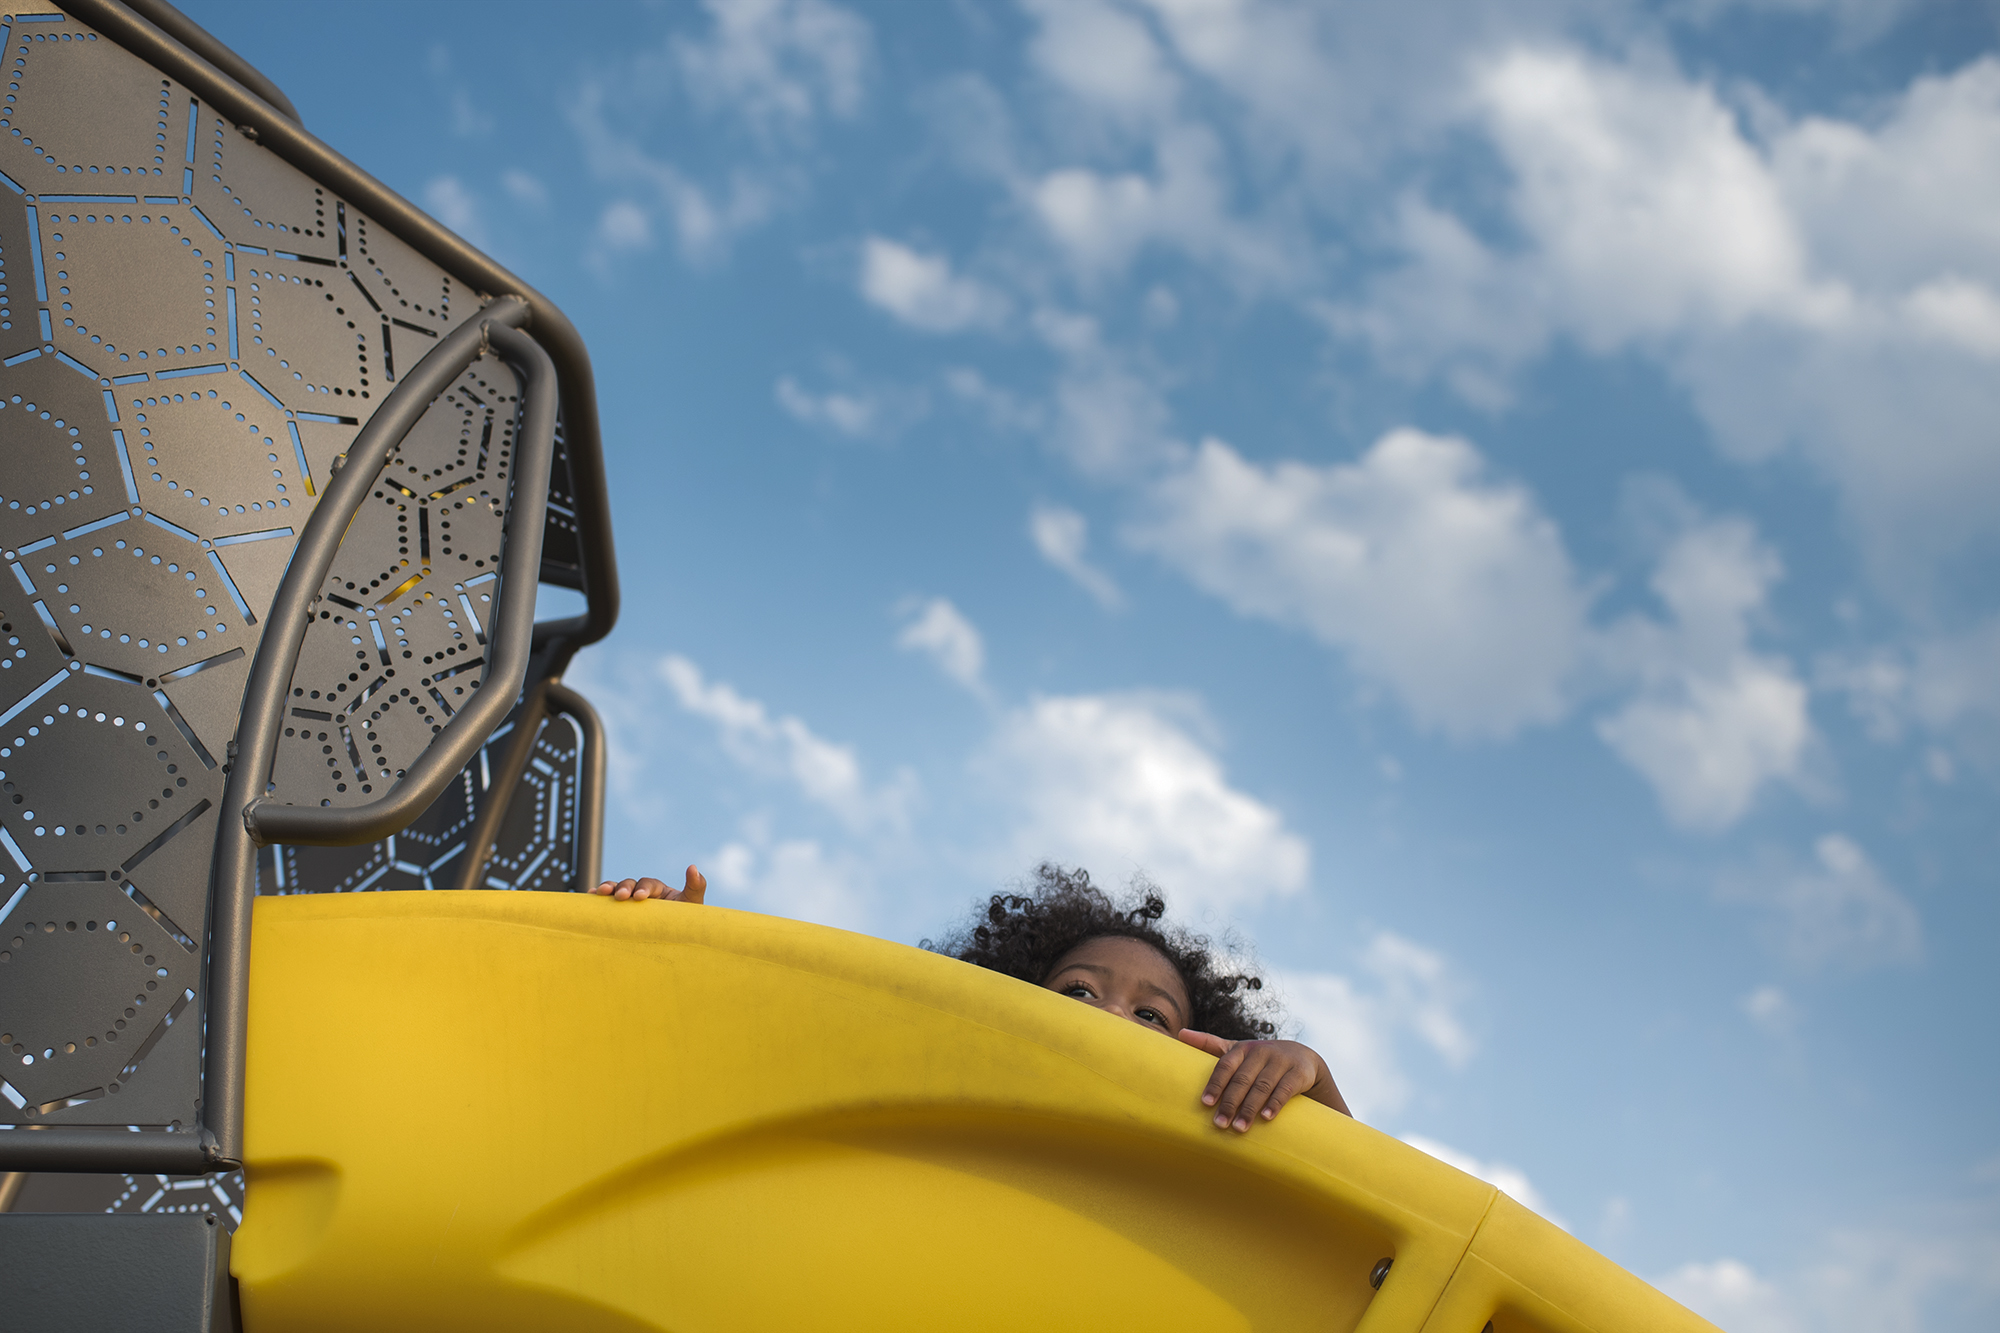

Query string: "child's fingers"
[[1200, 1043, 1249, 1110], [678, 864, 707, 904], [1200, 1048, 1280, 1120], [1249, 1065, 1314, 1127], [1178, 1028, 1230, 1058], [590, 880, 614, 896], [1210, 1048, 1282, 1131]]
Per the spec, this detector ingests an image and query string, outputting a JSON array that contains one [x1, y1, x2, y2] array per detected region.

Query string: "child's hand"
[[1177, 1029, 1352, 1130], [591, 865, 707, 903]]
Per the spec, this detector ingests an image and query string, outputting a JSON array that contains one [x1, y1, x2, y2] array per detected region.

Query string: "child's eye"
[[1137, 1008, 1167, 1028], [1062, 983, 1095, 999]]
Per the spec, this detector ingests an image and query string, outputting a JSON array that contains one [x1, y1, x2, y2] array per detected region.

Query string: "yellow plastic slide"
[[234, 891, 1719, 1332]]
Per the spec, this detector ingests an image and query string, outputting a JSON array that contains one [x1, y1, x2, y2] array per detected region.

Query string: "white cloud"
[[1476, 47, 1835, 344], [1049, 356, 1179, 477], [1265, 931, 1472, 1123], [596, 200, 653, 254], [569, 81, 780, 264], [858, 238, 1008, 333], [1130, 430, 1589, 739], [1364, 932, 1474, 1068], [674, 0, 871, 134], [1657, 1258, 1799, 1333], [1821, 616, 2000, 744], [896, 597, 987, 698], [1344, 48, 2000, 600], [1029, 123, 1294, 285], [775, 375, 878, 436], [1401, 1134, 1567, 1230], [1657, 1215, 2000, 1333], [660, 653, 911, 831], [1742, 984, 1801, 1036], [1002, 1, 1309, 288], [945, 367, 1045, 434], [1720, 834, 1923, 972], [1022, 0, 1178, 125], [1029, 503, 1122, 609], [708, 829, 873, 931], [423, 175, 485, 246], [502, 169, 547, 208], [979, 692, 1308, 915], [1596, 517, 1812, 831]]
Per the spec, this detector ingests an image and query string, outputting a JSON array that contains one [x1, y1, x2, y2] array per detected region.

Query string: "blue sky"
[[186, 1, 1998, 1327]]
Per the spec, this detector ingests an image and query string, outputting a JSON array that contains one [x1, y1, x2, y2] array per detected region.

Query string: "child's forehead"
[[1054, 936, 1189, 992]]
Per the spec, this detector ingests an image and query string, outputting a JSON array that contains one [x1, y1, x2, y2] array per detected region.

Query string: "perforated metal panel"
[[259, 702, 585, 896], [0, 4, 593, 1152], [8, 1162, 243, 1227]]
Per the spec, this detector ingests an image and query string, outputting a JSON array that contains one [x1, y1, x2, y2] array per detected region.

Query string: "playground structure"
[[0, 4, 1723, 1330]]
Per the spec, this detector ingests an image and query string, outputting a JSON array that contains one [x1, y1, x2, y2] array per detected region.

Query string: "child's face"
[[1043, 936, 1191, 1036]]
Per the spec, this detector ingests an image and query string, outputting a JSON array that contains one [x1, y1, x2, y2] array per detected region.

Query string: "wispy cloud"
[[674, 0, 871, 136], [1273, 932, 1473, 1123], [896, 597, 989, 699], [1029, 503, 1122, 609], [423, 175, 486, 246], [660, 653, 913, 832], [1719, 834, 1923, 972]]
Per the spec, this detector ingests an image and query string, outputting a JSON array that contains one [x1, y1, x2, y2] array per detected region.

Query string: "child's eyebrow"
[[1057, 962, 1187, 1015]]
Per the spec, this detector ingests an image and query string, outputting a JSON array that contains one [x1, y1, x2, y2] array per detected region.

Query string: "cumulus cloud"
[[1719, 834, 1923, 972], [1129, 429, 1589, 739], [979, 692, 1309, 915], [896, 597, 988, 698], [1274, 932, 1474, 1122], [1596, 517, 1812, 831], [1344, 47, 2000, 599], [1029, 503, 1122, 608], [660, 653, 912, 831], [1476, 47, 1835, 343], [858, 238, 1008, 332], [1402, 1134, 1567, 1229]]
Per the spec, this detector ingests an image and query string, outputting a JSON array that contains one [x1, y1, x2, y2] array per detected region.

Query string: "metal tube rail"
[[246, 321, 558, 845], [119, 0, 301, 123], [200, 302, 542, 1169]]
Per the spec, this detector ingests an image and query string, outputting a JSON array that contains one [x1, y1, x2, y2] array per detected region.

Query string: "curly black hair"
[[927, 863, 1278, 1040]]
